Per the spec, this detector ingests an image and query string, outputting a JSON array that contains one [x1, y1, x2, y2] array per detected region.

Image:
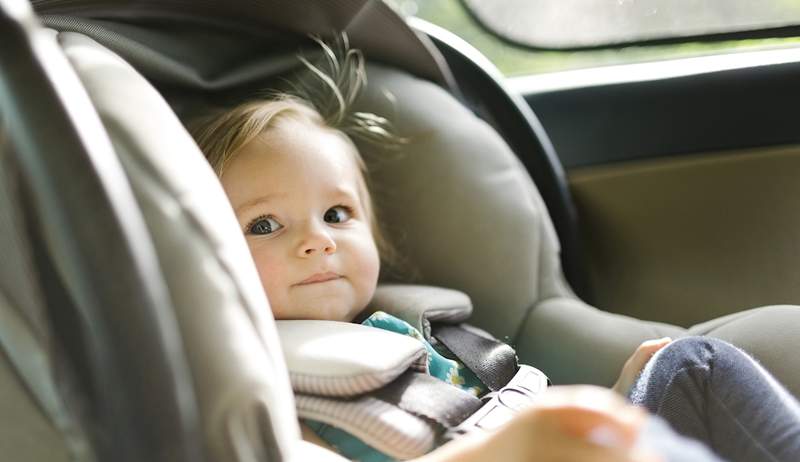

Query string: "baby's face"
[[221, 118, 380, 322]]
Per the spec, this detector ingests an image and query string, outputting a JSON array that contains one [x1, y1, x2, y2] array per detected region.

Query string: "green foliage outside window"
[[388, 0, 800, 76]]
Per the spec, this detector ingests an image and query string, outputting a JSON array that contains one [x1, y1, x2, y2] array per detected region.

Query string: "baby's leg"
[[629, 336, 800, 462]]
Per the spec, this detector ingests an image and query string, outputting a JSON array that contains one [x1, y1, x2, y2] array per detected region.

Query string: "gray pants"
[[630, 336, 800, 462]]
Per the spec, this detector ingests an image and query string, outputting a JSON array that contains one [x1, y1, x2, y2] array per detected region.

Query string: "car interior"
[[2, 0, 800, 461]]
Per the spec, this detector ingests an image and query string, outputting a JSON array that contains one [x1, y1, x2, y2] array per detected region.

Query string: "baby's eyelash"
[[332, 204, 358, 220], [244, 214, 269, 233]]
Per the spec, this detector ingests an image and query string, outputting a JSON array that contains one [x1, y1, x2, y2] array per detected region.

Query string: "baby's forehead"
[[228, 122, 368, 198], [203, 98, 371, 217], [258, 121, 361, 171], [271, 115, 356, 147]]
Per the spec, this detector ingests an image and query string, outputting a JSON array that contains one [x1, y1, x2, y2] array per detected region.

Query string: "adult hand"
[[421, 385, 660, 462], [613, 338, 672, 396]]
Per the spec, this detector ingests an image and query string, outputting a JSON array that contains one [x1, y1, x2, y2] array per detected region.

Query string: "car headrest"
[[36, 0, 453, 90], [56, 31, 305, 461], [354, 65, 573, 339], [40, 4, 575, 341]]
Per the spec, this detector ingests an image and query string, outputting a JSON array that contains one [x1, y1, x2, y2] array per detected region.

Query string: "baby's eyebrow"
[[235, 193, 285, 215], [329, 186, 360, 202]]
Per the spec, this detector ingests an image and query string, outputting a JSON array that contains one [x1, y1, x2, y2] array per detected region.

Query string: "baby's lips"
[[296, 271, 341, 285]]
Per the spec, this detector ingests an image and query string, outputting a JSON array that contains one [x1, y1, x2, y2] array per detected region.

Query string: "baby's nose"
[[298, 226, 336, 257]]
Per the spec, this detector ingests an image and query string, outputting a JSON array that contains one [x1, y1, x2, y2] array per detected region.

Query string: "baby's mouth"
[[296, 272, 342, 286]]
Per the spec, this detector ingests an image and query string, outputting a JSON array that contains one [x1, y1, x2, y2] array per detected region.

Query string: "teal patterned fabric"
[[305, 311, 487, 462], [361, 311, 485, 396], [304, 421, 393, 462]]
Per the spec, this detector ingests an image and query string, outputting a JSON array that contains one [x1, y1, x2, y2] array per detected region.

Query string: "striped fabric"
[[289, 350, 428, 397], [296, 394, 436, 460]]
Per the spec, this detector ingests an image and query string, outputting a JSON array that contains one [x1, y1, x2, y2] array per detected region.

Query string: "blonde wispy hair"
[[190, 35, 401, 267]]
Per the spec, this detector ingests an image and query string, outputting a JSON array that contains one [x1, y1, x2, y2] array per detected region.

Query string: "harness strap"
[[372, 371, 482, 428], [433, 324, 518, 392]]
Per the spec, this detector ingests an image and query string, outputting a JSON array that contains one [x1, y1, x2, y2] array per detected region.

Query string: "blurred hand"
[[423, 385, 661, 462], [613, 338, 672, 396]]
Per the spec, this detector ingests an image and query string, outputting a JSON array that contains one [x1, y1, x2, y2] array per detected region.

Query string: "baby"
[[190, 42, 724, 462], [191, 46, 504, 459], [196, 96, 382, 324]]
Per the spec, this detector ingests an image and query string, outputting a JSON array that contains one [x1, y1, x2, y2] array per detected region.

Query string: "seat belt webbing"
[[433, 324, 518, 392], [372, 371, 482, 428]]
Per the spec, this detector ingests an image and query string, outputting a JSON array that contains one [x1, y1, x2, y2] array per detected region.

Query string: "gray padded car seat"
[[3, 0, 800, 460], [1, 1, 343, 461], [351, 64, 800, 393]]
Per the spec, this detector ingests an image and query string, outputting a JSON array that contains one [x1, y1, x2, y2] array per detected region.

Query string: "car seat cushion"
[[688, 304, 800, 397], [277, 320, 429, 397]]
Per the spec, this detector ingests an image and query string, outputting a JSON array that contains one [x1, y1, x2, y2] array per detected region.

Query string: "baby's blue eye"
[[247, 216, 283, 235], [324, 206, 352, 224]]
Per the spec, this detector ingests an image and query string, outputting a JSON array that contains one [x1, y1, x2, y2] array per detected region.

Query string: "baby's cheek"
[[254, 258, 285, 291], [248, 249, 287, 294], [255, 263, 291, 319], [355, 240, 381, 296]]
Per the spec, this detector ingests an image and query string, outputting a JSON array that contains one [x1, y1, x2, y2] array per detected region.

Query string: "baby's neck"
[[350, 307, 376, 324]]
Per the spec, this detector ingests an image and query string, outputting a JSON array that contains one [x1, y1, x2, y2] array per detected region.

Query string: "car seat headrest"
[[354, 65, 573, 339], [39, 9, 575, 342], [37, 0, 454, 91]]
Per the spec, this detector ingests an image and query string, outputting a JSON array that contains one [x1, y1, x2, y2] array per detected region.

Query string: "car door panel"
[[515, 56, 800, 322], [569, 145, 800, 325]]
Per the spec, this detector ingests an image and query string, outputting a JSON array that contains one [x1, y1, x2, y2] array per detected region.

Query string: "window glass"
[[464, 0, 800, 49], [388, 0, 800, 76]]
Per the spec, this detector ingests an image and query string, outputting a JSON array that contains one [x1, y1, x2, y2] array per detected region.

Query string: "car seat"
[[3, 0, 800, 460]]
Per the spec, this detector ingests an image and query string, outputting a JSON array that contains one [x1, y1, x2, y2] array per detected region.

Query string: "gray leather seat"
[[350, 65, 800, 393], [54, 29, 343, 462]]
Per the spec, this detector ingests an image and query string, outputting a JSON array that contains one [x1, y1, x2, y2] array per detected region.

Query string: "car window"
[[387, 0, 800, 76], [464, 0, 800, 49]]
